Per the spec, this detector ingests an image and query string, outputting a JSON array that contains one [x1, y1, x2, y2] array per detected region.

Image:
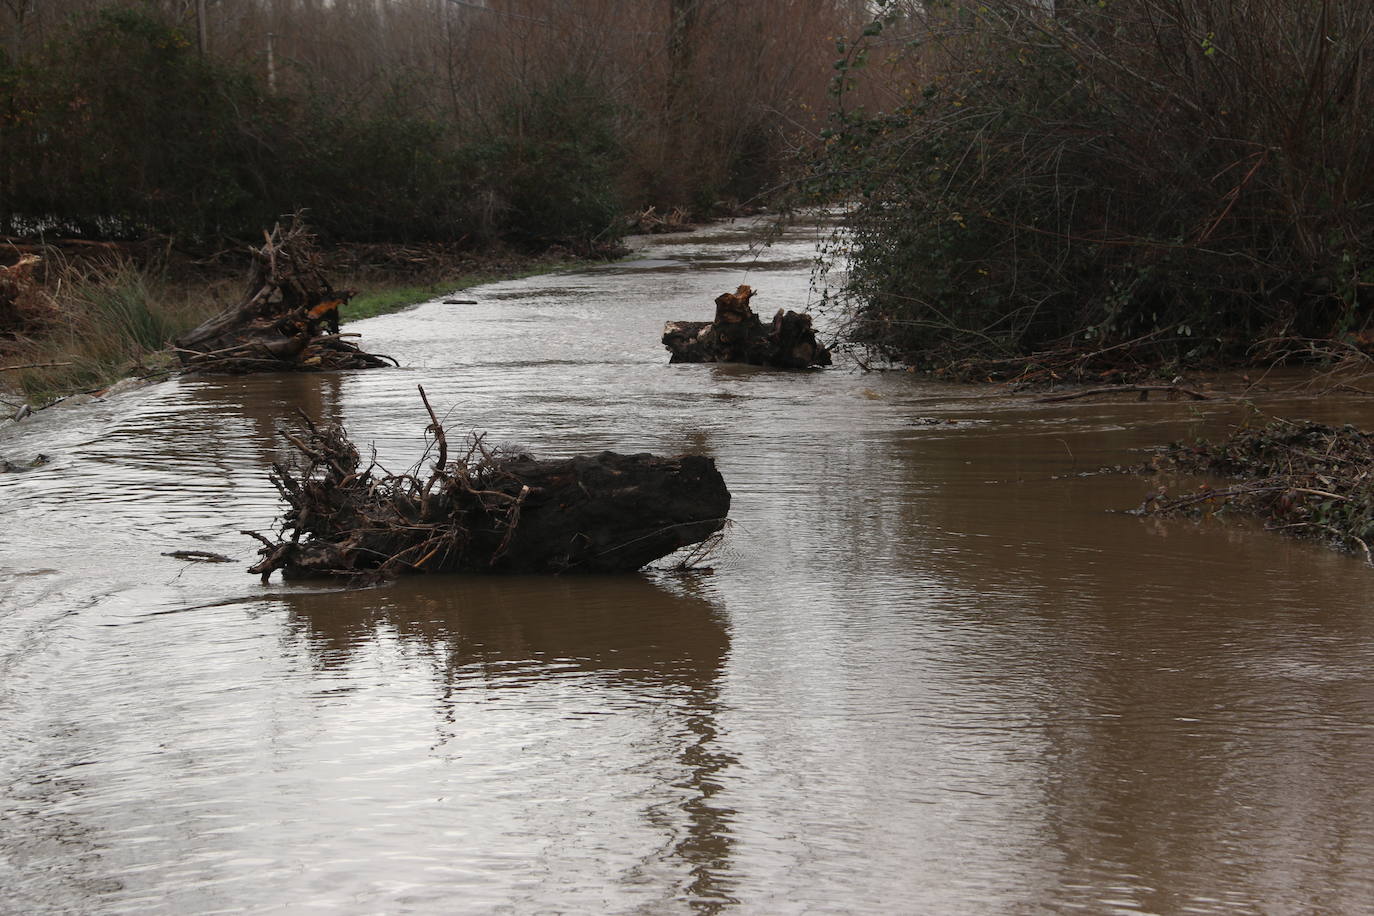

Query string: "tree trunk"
[[247, 401, 731, 583], [663, 285, 832, 369]]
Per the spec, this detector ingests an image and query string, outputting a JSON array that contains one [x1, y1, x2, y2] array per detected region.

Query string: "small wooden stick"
[[162, 550, 235, 563], [1038, 384, 1213, 403], [1, 361, 73, 372], [418, 384, 447, 472]]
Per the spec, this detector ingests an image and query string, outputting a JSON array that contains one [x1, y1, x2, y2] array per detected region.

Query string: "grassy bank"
[[0, 250, 590, 409], [1, 261, 199, 407], [339, 258, 582, 324]]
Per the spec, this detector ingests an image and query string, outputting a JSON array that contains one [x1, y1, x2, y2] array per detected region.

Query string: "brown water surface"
[[3, 218, 1374, 914]]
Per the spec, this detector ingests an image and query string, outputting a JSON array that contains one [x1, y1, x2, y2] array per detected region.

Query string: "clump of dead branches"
[[627, 206, 693, 235], [247, 389, 528, 584], [923, 328, 1197, 389], [246, 387, 731, 584], [176, 215, 395, 374], [0, 253, 56, 339], [1133, 418, 1374, 564]]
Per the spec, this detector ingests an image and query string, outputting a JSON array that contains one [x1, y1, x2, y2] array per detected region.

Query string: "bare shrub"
[[811, 0, 1374, 369]]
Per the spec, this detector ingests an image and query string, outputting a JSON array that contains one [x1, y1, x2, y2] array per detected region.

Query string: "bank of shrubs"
[[1, 2, 861, 251], [813, 0, 1374, 368], [0, 8, 626, 249]]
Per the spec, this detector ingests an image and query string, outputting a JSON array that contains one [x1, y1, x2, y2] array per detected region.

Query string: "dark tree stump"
[[246, 390, 730, 583], [176, 215, 394, 374], [663, 285, 831, 369], [473, 451, 729, 573]]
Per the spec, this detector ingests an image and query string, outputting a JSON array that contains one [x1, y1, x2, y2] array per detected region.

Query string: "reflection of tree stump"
[[175, 215, 394, 374], [663, 285, 831, 369]]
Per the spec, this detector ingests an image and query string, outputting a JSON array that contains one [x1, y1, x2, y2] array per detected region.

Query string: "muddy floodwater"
[[3, 219, 1374, 914]]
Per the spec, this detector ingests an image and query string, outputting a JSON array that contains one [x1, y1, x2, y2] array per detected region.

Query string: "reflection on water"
[[889, 415, 1374, 913], [3, 218, 1374, 913], [280, 576, 740, 910], [283, 576, 728, 684]]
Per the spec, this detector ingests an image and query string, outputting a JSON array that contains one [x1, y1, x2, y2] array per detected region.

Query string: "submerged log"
[[663, 285, 831, 369], [246, 388, 730, 583], [176, 215, 395, 374]]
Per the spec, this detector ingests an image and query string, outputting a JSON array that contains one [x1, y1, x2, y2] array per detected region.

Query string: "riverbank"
[[1, 243, 598, 411]]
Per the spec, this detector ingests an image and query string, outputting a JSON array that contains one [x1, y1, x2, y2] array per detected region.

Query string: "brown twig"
[[491, 485, 530, 564], [1038, 384, 1213, 403], [417, 384, 447, 472], [1, 361, 74, 372]]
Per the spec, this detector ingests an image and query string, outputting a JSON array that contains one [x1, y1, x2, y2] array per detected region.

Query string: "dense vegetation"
[[810, 0, 1374, 372], [0, 1, 869, 402], [10, 0, 1370, 392], [1, 0, 865, 250]]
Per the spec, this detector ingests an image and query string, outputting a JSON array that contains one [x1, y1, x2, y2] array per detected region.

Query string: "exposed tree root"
[[663, 285, 831, 369], [175, 214, 395, 374], [0, 253, 56, 340], [246, 387, 731, 584]]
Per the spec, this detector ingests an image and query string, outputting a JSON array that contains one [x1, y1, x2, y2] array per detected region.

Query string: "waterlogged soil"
[[3, 218, 1374, 914]]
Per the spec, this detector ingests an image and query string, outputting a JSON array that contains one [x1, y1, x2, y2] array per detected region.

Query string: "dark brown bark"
[[663, 285, 832, 369], [247, 393, 730, 583], [176, 215, 394, 373]]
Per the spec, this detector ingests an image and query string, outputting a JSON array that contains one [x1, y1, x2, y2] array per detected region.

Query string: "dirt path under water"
[[3, 217, 1374, 914]]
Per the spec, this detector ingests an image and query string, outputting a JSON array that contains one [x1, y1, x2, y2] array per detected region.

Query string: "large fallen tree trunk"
[[246, 388, 731, 583], [176, 215, 395, 373], [663, 285, 831, 369]]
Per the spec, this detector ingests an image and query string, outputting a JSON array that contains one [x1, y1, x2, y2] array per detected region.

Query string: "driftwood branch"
[[174, 214, 391, 374], [245, 400, 732, 584], [162, 550, 236, 563], [1, 361, 73, 372], [1038, 384, 1213, 403]]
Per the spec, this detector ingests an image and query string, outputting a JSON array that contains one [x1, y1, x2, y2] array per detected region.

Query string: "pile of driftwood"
[[246, 388, 730, 583], [176, 216, 394, 374], [1134, 418, 1374, 564], [627, 205, 692, 234], [0, 253, 53, 340], [663, 285, 831, 369]]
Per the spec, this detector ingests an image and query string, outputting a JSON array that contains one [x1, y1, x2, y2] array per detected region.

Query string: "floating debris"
[[163, 550, 235, 563], [1133, 418, 1374, 563], [663, 285, 831, 369], [246, 387, 731, 584]]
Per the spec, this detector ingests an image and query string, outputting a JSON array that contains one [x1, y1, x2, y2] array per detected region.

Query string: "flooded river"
[[3, 218, 1374, 914]]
